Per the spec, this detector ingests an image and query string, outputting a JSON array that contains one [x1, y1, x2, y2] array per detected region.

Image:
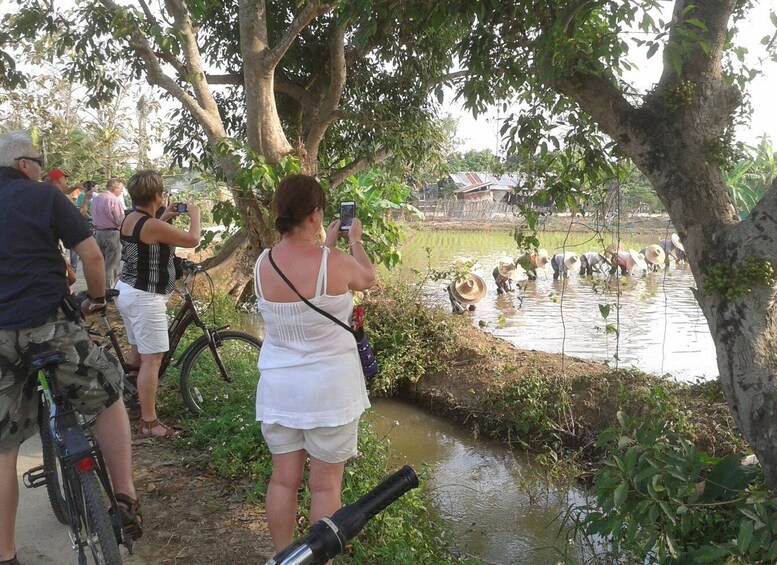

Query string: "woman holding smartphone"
[[115, 170, 201, 438], [252, 174, 374, 555]]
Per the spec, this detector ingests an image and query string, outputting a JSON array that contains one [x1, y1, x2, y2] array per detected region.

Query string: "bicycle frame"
[[96, 271, 230, 380], [25, 359, 127, 560]]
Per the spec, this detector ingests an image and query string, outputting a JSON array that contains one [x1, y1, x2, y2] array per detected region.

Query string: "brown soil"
[[404, 213, 676, 235], [129, 437, 275, 565]]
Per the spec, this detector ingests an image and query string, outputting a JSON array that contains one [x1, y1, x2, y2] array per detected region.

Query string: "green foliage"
[[704, 257, 775, 300], [666, 80, 697, 111], [446, 149, 502, 173], [0, 74, 164, 180], [726, 138, 777, 217], [328, 170, 422, 270], [364, 275, 462, 396], [478, 373, 572, 450], [573, 410, 777, 564]]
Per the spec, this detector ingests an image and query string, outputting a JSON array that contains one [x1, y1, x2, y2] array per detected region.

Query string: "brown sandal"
[[0, 555, 19, 565], [113, 493, 143, 540], [137, 418, 177, 438]]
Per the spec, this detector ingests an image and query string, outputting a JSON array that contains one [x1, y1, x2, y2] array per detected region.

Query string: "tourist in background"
[[114, 170, 201, 438], [91, 178, 126, 288]]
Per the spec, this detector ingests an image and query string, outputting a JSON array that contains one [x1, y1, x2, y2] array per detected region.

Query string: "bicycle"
[[81, 259, 262, 418], [266, 465, 419, 565], [23, 350, 136, 565]]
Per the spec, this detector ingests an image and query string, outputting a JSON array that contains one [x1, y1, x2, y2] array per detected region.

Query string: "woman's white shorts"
[[114, 281, 170, 354]]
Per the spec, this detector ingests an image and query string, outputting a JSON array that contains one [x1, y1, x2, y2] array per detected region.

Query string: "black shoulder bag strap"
[[267, 249, 356, 339]]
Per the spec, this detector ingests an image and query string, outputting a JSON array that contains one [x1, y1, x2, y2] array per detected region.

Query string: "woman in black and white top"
[[115, 170, 201, 438]]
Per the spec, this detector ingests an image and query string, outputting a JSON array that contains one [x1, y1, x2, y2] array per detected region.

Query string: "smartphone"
[[339, 201, 355, 230], [175, 203, 188, 213]]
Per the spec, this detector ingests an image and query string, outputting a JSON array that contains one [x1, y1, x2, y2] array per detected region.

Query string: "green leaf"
[[614, 482, 629, 509], [740, 507, 765, 527], [659, 500, 676, 523], [646, 42, 659, 59], [738, 519, 754, 555], [700, 454, 759, 502], [687, 545, 733, 563], [685, 18, 707, 30], [665, 532, 679, 557]]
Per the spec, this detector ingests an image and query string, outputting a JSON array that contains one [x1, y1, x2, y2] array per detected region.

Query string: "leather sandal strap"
[[0, 555, 19, 565], [138, 418, 176, 437]]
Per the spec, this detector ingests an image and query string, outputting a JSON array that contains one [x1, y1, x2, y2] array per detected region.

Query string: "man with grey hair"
[[0, 132, 141, 564], [91, 177, 126, 288]]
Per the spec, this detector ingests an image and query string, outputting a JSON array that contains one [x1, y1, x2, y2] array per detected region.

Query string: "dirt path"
[[129, 437, 274, 565]]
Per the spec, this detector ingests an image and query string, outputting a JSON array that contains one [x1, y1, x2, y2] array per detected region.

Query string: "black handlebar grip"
[[329, 465, 418, 541], [268, 466, 419, 564]]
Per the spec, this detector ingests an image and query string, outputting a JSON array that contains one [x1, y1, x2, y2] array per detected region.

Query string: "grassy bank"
[[363, 276, 777, 563]]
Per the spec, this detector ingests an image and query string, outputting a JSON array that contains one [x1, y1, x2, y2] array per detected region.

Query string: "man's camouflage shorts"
[[0, 309, 123, 452]]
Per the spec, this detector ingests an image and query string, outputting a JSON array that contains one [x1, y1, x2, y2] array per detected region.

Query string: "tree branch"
[[303, 21, 347, 163], [265, 1, 340, 69], [163, 0, 221, 117], [137, 0, 188, 77], [98, 0, 225, 142], [328, 148, 391, 188], [658, 0, 738, 86], [206, 73, 244, 85], [274, 74, 312, 105]]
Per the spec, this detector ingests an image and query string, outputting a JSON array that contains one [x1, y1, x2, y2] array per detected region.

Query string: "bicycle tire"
[[38, 395, 69, 525], [77, 468, 122, 565], [179, 330, 262, 417]]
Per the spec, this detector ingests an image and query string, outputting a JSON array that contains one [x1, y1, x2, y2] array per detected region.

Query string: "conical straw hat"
[[451, 274, 487, 304], [563, 251, 580, 271], [670, 233, 685, 252], [644, 244, 665, 265], [536, 248, 550, 269], [497, 258, 518, 279], [629, 249, 647, 271]]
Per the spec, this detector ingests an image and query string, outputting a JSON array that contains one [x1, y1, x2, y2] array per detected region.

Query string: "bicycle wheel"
[[179, 330, 262, 417], [38, 395, 69, 525], [77, 468, 122, 565]]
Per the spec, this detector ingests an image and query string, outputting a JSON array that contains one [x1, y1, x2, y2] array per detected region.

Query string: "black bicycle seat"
[[31, 351, 67, 372]]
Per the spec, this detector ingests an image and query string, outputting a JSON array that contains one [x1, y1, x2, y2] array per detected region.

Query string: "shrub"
[[364, 279, 463, 396], [572, 410, 777, 564]]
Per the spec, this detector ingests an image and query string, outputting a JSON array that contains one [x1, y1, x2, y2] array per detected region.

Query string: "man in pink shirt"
[[91, 178, 126, 288]]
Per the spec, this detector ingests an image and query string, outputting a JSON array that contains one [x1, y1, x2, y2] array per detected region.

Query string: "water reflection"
[[423, 253, 716, 381], [368, 399, 585, 564]]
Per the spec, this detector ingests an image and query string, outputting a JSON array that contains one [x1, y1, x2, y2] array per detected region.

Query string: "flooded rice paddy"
[[396, 229, 717, 381]]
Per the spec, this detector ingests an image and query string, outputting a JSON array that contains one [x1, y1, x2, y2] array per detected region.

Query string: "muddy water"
[[399, 230, 717, 381], [367, 398, 586, 564]]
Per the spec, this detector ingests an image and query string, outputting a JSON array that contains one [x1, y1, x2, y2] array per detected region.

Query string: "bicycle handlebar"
[[179, 259, 204, 274], [266, 465, 419, 565]]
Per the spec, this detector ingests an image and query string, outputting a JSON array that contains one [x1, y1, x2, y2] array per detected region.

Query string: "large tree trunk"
[[551, 0, 777, 484], [200, 230, 268, 299]]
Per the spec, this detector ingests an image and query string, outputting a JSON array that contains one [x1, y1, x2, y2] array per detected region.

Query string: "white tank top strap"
[[253, 248, 270, 299], [315, 246, 329, 297]]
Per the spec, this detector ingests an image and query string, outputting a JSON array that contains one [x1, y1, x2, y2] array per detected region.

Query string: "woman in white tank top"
[[254, 175, 375, 555]]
